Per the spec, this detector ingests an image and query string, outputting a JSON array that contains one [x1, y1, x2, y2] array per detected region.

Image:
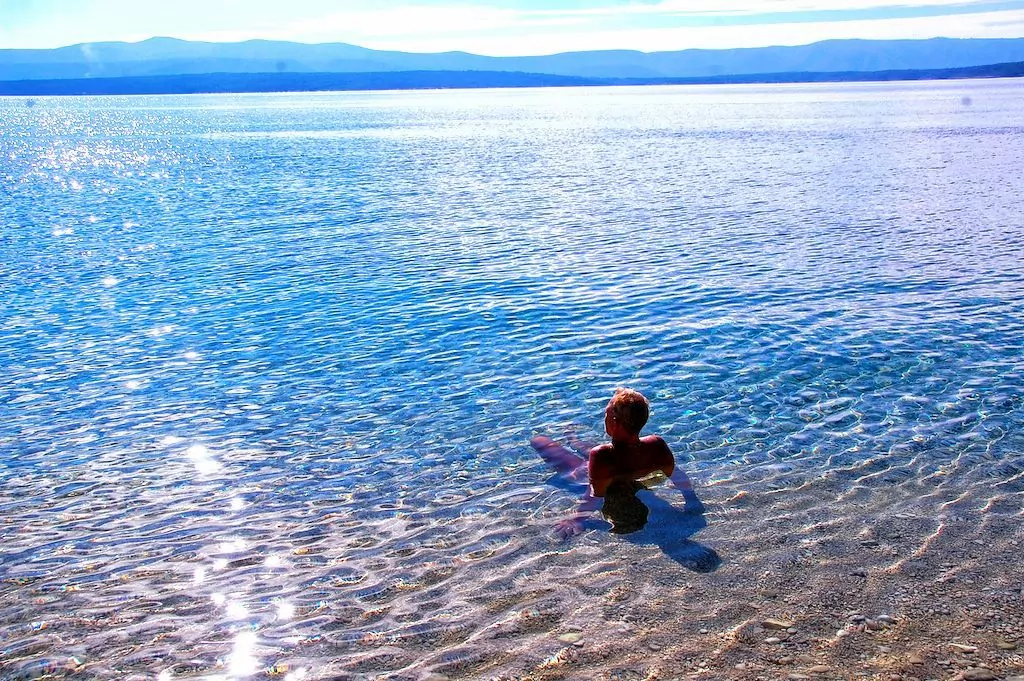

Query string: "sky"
[[2, 0, 1024, 55]]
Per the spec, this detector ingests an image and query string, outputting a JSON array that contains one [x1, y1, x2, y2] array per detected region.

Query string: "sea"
[[1, 79, 1023, 680]]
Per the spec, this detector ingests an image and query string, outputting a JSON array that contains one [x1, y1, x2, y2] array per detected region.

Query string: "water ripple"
[[2, 81, 1024, 679]]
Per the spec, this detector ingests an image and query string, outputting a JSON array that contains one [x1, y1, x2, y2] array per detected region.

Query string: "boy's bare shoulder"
[[641, 434, 670, 449], [588, 442, 615, 460], [641, 435, 674, 462]]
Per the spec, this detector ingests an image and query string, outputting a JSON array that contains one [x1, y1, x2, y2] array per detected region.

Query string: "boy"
[[532, 388, 701, 537]]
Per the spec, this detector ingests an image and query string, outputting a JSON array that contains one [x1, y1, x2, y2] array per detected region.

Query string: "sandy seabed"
[[5, 447, 1024, 681], [342, 452, 1024, 681]]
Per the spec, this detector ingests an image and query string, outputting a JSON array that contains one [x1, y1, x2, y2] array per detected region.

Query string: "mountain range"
[[4, 36, 1024, 82]]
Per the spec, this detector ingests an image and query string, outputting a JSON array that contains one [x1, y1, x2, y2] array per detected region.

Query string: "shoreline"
[[2, 63, 1023, 97]]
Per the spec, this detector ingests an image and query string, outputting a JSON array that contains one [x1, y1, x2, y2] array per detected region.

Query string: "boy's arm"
[[657, 438, 706, 514], [668, 467, 694, 491], [554, 447, 611, 539]]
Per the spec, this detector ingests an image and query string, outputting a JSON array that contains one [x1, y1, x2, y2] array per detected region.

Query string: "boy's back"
[[588, 435, 674, 497]]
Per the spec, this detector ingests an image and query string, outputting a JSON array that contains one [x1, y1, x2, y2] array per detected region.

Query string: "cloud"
[[183, 5, 553, 44], [5, 0, 1023, 52], [615, 0, 1013, 15], [232, 1, 1024, 52], [338, 7, 1024, 55], [286, 5, 578, 38]]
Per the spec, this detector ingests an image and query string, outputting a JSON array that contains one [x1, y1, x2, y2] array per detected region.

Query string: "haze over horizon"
[[3, 0, 1024, 57]]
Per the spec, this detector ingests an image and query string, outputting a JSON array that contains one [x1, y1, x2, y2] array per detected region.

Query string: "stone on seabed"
[[949, 643, 978, 653], [764, 618, 796, 630]]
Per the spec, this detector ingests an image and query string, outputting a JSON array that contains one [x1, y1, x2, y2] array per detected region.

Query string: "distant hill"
[[0, 70, 598, 95], [2, 61, 1022, 96], [3, 36, 1024, 82]]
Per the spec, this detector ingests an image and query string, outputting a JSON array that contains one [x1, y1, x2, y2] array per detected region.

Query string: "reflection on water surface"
[[1, 80, 1023, 679]]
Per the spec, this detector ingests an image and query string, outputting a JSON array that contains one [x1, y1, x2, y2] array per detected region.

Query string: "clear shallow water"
[[1, 80, 1023, 680]]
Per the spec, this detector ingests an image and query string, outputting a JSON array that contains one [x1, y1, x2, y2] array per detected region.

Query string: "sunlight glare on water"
[[1, 80, 1023, 679]]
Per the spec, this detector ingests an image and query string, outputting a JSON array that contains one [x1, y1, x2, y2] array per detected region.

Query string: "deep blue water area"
[[1, 80, 1023, 680]]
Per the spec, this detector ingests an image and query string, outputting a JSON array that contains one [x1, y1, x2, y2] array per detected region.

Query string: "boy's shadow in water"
[[545, 474, 721, 573], [616, 489, 721, 573]]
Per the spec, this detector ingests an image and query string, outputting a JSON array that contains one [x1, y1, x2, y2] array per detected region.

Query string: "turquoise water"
[[2, 80, 1023, 680]]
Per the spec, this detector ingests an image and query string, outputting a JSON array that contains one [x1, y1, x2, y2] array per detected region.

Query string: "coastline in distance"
[[2, 61, 1023, 96]]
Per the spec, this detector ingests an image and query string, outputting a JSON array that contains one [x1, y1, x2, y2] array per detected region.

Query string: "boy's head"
[[605, 388, 650, 436]]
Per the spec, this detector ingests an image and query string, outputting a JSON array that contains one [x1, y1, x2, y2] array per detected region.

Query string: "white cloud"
[[3, 0, 1023, 52], [304, 6, 560, 37], [222, 0, 1021, 39], [187, 5, 579, 44], [346, 7, 1024, 55], [225, 2, 1024, 54], [618, 0, 1010, 15]]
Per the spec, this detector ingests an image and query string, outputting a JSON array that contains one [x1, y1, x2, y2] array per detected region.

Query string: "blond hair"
[[607, 388, 650, 434]]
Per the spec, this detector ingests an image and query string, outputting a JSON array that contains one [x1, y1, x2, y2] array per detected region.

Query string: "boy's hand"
[[553, 517, 584, 540]]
